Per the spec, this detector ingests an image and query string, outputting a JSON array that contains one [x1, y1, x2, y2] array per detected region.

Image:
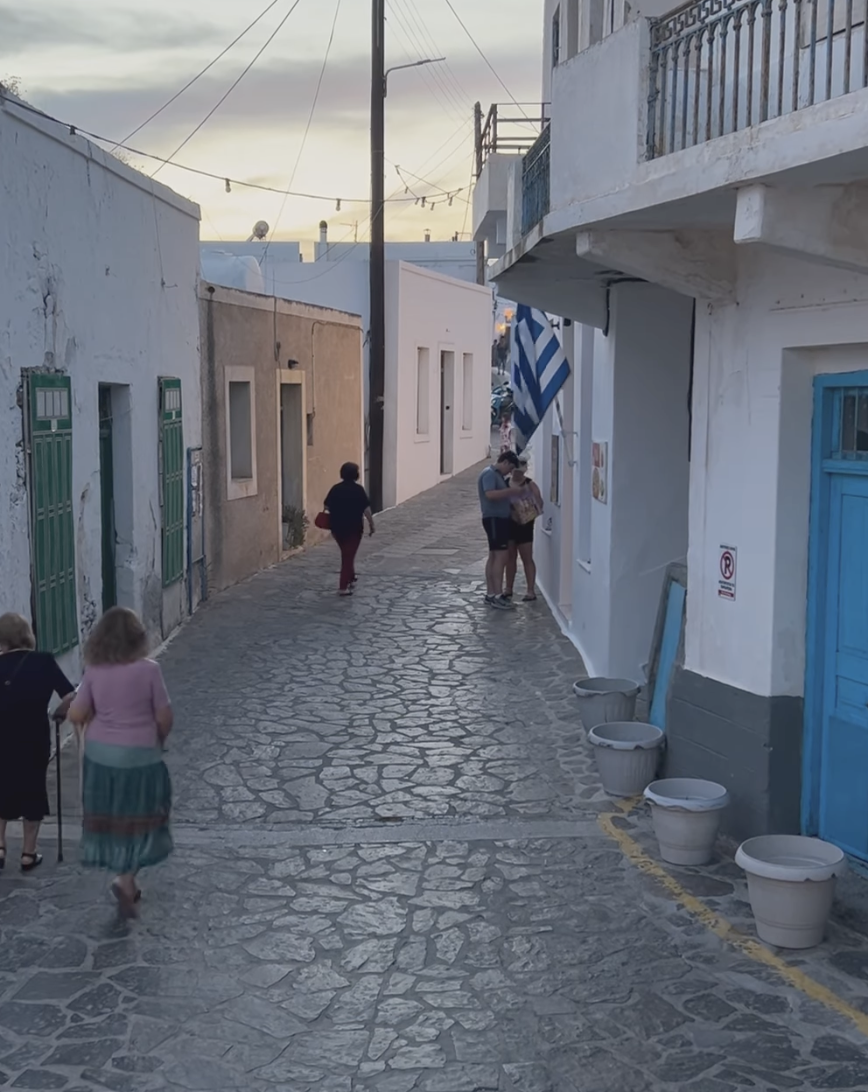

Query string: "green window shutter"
[[26, 373, 78, 654], [159, 378, 185, 587]]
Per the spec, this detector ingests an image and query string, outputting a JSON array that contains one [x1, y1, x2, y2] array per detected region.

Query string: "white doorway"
[[278, 375, 306, 552], [440, 350, 455, 476]]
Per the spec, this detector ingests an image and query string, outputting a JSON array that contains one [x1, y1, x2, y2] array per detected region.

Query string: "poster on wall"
[[718, 545, 737, 600], [592, 442, 608, 504]]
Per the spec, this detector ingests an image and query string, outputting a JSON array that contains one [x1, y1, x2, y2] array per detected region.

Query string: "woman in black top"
[[324, 463, 375, 596], [0, 613, 76, 872]]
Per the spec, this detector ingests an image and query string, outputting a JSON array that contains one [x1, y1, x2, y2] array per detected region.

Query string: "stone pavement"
[[3, 466, 868, 1090]]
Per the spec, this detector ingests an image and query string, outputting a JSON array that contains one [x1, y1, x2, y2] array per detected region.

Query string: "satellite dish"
[[252, 220, 269, 240]]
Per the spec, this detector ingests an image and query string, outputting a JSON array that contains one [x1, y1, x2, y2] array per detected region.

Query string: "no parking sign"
[[718, 546, 737, 601]]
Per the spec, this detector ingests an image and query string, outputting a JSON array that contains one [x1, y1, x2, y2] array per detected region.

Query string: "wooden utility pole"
[[368, 0, 386, 512], [473, 102, 486, 286]]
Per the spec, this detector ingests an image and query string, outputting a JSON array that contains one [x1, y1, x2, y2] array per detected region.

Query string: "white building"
[[475, 0, 868, 849], [201, 232, 493, 508], [0, 92, 202, 674]]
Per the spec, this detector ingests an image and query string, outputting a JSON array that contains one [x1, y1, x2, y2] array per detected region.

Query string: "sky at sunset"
[[2, 0, 543, 247]]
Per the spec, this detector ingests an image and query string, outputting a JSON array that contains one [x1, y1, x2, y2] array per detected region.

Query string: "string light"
[[2, 93, 469, 211]]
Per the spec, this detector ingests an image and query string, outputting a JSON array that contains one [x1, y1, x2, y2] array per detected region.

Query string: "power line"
[[384, 2, 465, 123], [265, 0, 343, 251], [387, 0, 466, 120], [153, 0, 305, 177], [116, 0, 285, 147], [400, 0, 474, 113], [441, 0, 530, 118], [460, 156, 474, 238]]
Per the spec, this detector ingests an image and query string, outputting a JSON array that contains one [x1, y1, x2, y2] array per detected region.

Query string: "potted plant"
[[282, 505, 308, 550]]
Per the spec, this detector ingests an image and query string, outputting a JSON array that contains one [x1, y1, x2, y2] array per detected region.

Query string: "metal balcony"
[[647, 0, 868, 158], [521, 125, 551, 236], [475, 103, 550, 174]]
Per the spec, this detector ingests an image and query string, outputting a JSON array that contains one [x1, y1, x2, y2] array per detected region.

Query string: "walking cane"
[[54, 715, 64, 863]]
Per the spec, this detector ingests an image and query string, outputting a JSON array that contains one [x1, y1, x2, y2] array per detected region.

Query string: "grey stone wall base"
[[665, 668, 803, 841]]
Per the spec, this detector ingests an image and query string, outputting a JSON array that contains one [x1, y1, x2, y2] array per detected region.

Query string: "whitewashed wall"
[[384, 263, 493, 508], [687, 251, 868, 700], [0, 96, 201, 675], [536, 284, 692, 680]]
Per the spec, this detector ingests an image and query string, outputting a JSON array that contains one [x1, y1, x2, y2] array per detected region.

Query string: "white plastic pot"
[[644, 778, 730, 865], [735, 835, 846, 949], [572, 677, 640, 731], [588, 722, 664, 797]]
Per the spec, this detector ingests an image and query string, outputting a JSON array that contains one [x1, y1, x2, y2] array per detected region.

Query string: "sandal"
[[21, 853, 43, 873], [523, 594, 538, 602], [0, 846, 6, 871]]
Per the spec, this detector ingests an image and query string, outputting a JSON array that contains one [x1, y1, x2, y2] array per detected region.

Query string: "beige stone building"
[[199, 284, 364, 594]]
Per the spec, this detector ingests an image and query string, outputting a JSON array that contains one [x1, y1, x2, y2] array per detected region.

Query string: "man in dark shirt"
[[324, 463, 375, 596], [478, 451, 522, 609]]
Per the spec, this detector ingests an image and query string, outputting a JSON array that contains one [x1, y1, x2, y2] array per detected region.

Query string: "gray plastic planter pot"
[[572, 677, 640, 732], [735, 835, 846, 949], [588, 722, 664, 797], [644, 778, 730, 865]]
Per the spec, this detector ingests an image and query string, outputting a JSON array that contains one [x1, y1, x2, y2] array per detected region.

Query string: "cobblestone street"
[[3, 467, 868, 1090]]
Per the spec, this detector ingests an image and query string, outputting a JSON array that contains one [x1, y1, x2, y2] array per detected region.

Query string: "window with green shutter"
[[159, 378, 184, 587], [26, 372, 78, 654]]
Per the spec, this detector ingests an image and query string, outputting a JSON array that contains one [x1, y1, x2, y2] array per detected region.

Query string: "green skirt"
[[81, 742, 173, 873]]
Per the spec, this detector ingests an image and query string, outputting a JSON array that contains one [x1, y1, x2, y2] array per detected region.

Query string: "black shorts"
[[482, 517, 512, 552], [509, 519, 535, 546]]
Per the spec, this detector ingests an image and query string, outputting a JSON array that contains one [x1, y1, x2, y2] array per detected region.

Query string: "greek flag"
[[510, 305, 571, 453]]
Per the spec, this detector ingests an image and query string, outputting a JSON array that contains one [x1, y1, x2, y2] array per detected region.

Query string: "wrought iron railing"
[[475, 102, 551, 175], [521, 125, 551, 235], [648, 0, 868, 157]]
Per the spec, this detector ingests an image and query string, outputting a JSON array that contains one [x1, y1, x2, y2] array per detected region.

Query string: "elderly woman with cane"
[[0, 613, 75, 872]]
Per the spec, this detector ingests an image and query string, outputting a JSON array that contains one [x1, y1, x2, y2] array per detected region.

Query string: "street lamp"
[[383, 57, 445, 96]]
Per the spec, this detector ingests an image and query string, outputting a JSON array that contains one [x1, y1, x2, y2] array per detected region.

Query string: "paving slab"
[[2, 464, 867, 1090]]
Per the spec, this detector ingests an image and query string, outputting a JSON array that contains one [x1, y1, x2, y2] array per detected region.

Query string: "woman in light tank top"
[[69, 608, 173, 918]]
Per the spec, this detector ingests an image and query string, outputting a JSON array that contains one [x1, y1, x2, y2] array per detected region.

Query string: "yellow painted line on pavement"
[[598, 799, 868, 1038]]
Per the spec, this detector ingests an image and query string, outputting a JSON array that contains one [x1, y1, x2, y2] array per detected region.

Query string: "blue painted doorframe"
[[803, 371, 868, 847]]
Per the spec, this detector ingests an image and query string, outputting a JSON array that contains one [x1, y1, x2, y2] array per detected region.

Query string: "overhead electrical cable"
[[400, 0, 474, 114], [116, 0, 286, 147], [152, 0, 306, 178], [441, 0, 530, 119], [384, 1, 465, 123], [265, 0, 343, 253], [388, 0, 466, 119]]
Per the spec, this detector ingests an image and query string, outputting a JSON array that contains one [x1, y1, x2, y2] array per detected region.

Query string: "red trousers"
[[333, 531, 362, 590]]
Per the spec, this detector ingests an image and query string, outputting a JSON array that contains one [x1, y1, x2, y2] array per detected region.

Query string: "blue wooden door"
[[818, 471, 868, 857]]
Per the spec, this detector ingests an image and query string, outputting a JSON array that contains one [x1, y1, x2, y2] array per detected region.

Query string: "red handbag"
[[314, 511, 330, 530]]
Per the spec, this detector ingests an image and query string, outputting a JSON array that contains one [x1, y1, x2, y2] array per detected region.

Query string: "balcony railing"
[[475, 102, 550, 175], [647, 0, 868, 158], [521, 125, 551, 236]]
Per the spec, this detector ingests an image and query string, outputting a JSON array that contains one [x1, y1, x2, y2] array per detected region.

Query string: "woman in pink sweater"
[[69, 608, 173, 917]]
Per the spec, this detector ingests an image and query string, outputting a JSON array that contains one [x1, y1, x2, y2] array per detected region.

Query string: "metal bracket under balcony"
[[521, 126, 551, 237], [647, 0, 868, 159]]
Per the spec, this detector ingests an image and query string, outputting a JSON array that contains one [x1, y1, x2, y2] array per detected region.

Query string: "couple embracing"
[[478, 450, 543, 610]]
